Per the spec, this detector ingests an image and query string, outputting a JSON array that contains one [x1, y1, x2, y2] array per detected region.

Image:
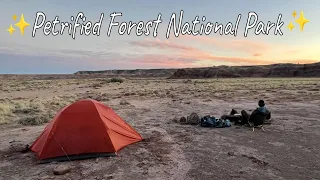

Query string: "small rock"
[[106, 175, 114, 179], [179, 117, 187, 124], [53, 165, 71, 175], [21, 145, 30, 153], [120, 99, 130, 105], [172, 117, 179, 123], [10, 143, 27, 152], [228, 152, 235, 156], [186, 112, 200, 125], [22, 153, 31, 158]]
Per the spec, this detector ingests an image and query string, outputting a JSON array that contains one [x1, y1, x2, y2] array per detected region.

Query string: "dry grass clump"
[[0, 103, 15, 124], [0, 97, 73, 125], [0, 103, 14, 116], [0, 100, 47, 124], [0, 79, 81, 92], [16, 95, 81, 126], [108, 77, 124, 83], [18, 112, 55, 126], [88, 78, 124, 89], [47, 96, 75, 109], [96, 77, 124, 84], [77, 92, 110, 101], [12, 100, 50, 125], [12, 100, 44, 114]]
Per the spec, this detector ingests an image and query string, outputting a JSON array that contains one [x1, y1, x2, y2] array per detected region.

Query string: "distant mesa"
[[1, 63, 319, 80], [74, 69, 177, 77], [74, 62, 320, 79]]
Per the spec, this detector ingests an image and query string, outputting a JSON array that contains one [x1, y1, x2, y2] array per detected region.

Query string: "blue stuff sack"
[[225, 119, 231, 127], [216, 118, 232, 128], [200, 116, 216, 127]]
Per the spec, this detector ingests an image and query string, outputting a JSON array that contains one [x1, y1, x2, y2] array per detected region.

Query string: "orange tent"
[[30, 99, 142, 163]]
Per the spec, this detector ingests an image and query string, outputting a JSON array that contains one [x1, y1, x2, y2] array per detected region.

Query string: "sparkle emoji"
[[287, 22, 295, 31], [295, 11, 309, 32], [15, 14, 29, 35], [7, 24, 15, 35], [12, 14, 17, 21], [292, 10, 297, 18]]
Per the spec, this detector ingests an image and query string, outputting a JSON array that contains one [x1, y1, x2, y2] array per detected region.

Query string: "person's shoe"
[[264, 119, 273, 125], [243, 123, 250, 127]]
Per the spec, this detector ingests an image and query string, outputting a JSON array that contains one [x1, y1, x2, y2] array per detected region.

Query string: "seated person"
[[257, 100, 271, 117], [240, 100, 271, 126], [248, 100, 271, 126]]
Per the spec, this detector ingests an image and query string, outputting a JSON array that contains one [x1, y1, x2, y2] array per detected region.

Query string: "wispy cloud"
[[129, 39, 273, 65], [0, 42, 122, 60], [253, 53, 262, 57], [130, 54, 197, 68], [129, 39, 196, 51], [179, 35, 270, 56]]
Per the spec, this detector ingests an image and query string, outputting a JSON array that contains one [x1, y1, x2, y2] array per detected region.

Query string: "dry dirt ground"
[[0, 77, 319, 180]]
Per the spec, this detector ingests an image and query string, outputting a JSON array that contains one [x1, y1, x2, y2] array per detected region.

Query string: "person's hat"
[[258, 100, 265, 106]]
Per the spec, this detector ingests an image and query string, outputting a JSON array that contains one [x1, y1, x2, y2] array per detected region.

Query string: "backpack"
[[200, 116, 232, 128], [200, 116, 216, 127], [215, 118, 232, 128]]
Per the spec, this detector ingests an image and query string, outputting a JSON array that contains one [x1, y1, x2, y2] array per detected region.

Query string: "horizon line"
[[0, 62, 318, 75]]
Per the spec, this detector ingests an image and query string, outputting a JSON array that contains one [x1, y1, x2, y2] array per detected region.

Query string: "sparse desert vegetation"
[[0, 76, 320, 179]]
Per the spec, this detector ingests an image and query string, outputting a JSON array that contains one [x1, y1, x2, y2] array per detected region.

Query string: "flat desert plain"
[[0, 77, 319, 180]]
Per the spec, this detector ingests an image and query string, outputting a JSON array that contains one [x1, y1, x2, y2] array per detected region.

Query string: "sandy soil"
[[0, 77, 320, 180]]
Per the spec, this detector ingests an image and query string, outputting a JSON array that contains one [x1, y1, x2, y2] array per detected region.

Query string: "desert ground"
[[0, 77, 319, 180]]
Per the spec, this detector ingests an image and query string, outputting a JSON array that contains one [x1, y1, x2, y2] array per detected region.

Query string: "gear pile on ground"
[[172, 112, 231, 128]]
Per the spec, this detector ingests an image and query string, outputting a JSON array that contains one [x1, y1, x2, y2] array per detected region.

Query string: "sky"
[[0, 0, 319, 74]]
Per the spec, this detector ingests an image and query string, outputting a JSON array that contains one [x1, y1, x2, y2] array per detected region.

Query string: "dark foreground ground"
[[0, 78, 319, 180]]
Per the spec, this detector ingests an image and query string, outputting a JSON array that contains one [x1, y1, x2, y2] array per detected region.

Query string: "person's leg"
[[266, 112, 271, 120], [241, 110, 250, 125]]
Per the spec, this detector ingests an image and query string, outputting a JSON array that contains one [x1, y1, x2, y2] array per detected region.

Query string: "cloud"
[[129, 39, 273, 65], [253, 53, 262, 57], [128, 39, 320, 67], [179, 35, 270, 55], [130, 54, 197, 68], [0, 42, 123, 61], [129, 39, 196, 51], [0, 42, 137, 73]]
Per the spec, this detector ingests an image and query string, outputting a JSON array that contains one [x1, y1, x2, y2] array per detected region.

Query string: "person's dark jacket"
[[249, 106, 271, 125]]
